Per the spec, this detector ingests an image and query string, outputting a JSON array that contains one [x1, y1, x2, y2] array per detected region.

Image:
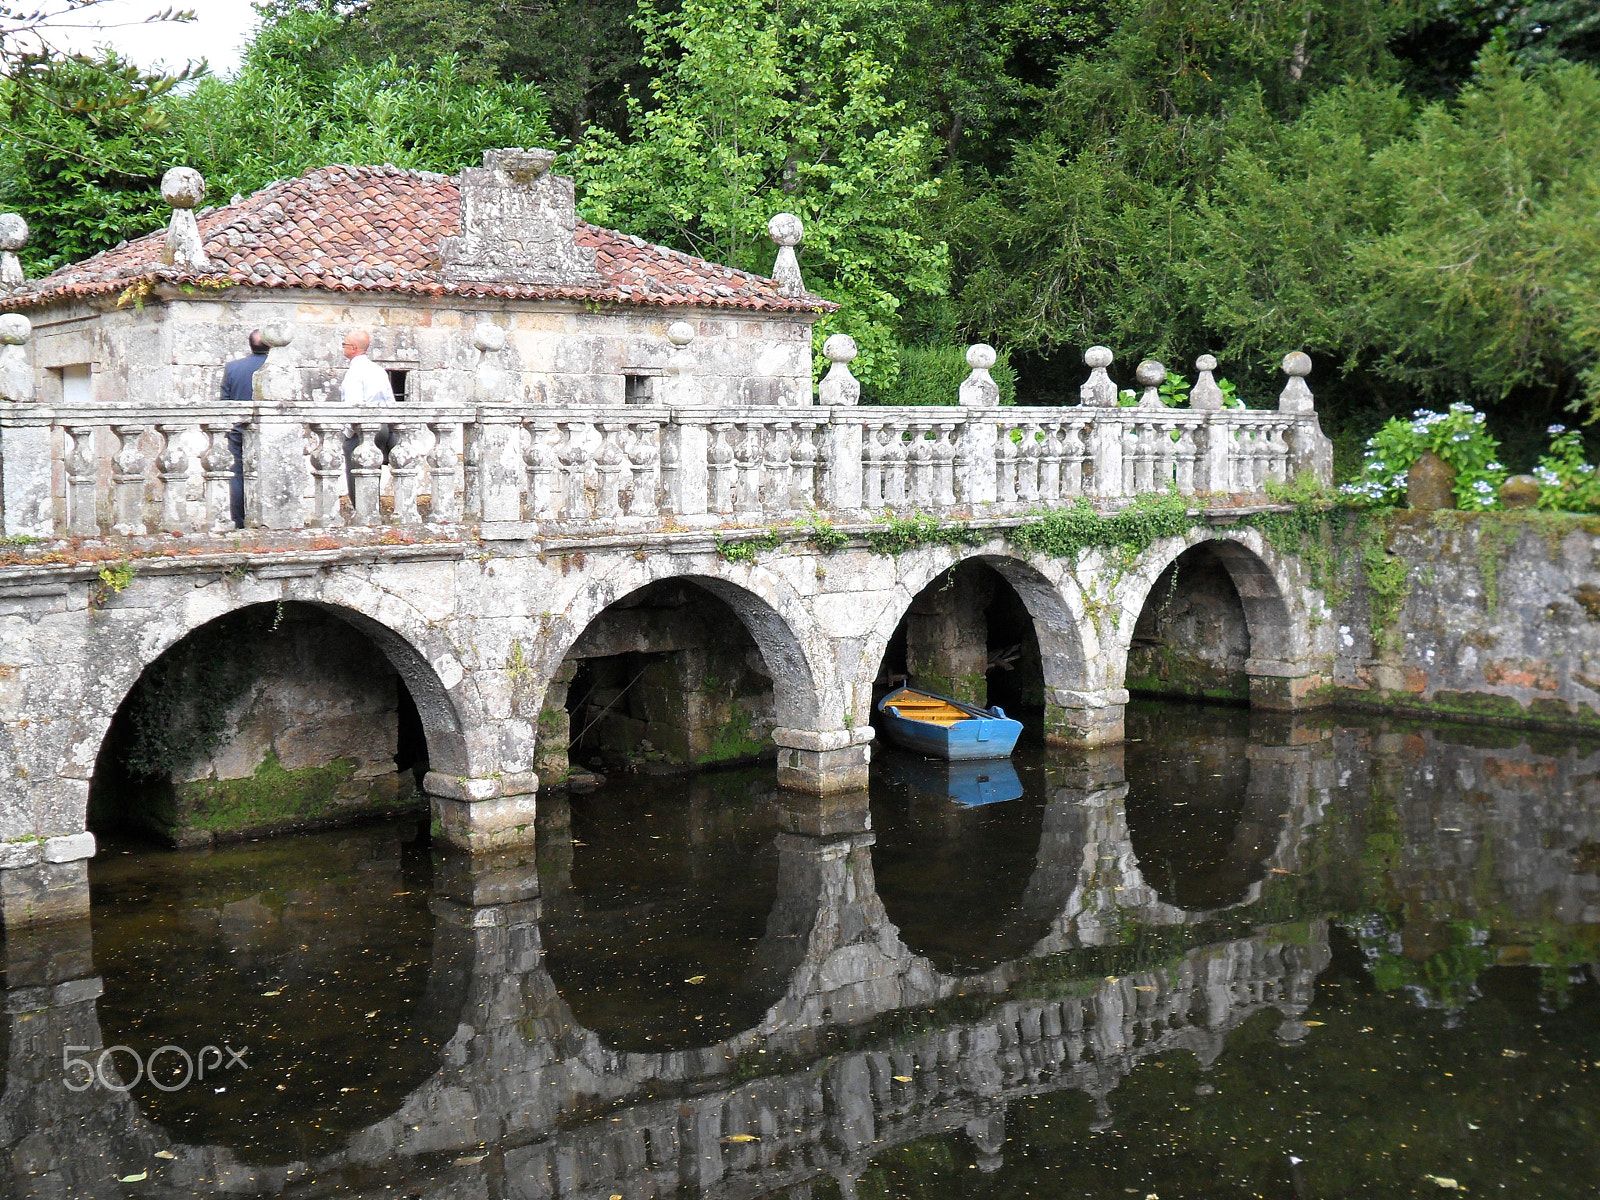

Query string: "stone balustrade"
[[0, 327, 1332, 539]]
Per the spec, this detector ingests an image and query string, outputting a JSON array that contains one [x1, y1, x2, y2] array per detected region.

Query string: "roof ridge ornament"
[[439, 148, 603, 287], [160, 167, 211, 271], [0, 215, 28, 287], [768, 213, 806, 297]]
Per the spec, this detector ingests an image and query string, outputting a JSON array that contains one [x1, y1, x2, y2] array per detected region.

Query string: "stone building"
[[5, 147, 828, 411]]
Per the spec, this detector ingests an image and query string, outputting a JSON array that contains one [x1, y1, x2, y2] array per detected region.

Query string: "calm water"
[[4, 700, 1598, 1198]]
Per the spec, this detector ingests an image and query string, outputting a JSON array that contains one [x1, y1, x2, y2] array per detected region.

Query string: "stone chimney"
[[440, 149, 602, 287]]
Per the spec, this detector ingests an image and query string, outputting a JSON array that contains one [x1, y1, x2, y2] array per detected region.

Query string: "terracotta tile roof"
[[8, 164, 834, 314]]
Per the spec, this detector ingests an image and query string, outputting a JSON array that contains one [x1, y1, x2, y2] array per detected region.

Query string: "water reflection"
[[0, 703, 1595, 1198]]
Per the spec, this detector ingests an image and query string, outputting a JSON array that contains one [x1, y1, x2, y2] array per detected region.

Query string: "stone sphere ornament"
[[472, 321, 507, 353], [667, 320, 696, 347], [1282, 350, 1312, 378], [1196, 353, 1218, 372], [823, 333, 858, 364], [767, 212, 804, 247], [160, 167, 206, 209], [0, 214, 28, 252], [966, 343, 997, 370], [261, 322, 293, 348], [0, 313, 31, 345], [1136, 359, 1166, 387], [1085, 345, 1113, 369]]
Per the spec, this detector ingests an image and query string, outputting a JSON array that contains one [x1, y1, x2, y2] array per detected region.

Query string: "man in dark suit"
[[220, 330, 268, 527]]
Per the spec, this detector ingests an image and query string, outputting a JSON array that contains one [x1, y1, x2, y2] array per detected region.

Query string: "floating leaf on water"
[[453, 1156, 485, 1166], [1423, 1176, 1461, 1189], [153, 1151, 176, 1160], [365, 1011, 379, 1018], [118, 1172, 148, 1182], [722, 1134, 759, 1143], [893, 1075, 914, 1082], [1303, 1021, 1325, 1026], [684, 975, 707, 984], [1502, 1049, 1524, 1058], [261, 990, 282, 997], [1133, 986, 1155, 992]]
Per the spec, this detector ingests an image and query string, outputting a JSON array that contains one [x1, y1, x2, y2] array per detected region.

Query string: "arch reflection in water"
[[535, 768, 786, 1050]]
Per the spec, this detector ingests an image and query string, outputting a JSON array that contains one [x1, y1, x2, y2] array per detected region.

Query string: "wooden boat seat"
[[884, 693, 972, 724]]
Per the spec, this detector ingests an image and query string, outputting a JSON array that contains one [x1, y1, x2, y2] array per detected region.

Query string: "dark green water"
[[4, 700, 1598, 1198]]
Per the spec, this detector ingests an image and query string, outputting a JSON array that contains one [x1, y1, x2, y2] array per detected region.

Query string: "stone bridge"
[[0, 738, 1337, 1199], [0, 285, 1340, 923]]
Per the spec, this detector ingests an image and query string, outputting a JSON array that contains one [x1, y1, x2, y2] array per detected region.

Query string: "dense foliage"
[[3, 0, 1599, 446]]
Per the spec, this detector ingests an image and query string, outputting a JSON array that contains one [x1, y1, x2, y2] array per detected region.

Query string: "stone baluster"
[[426, 421, 462, 524], [1155, 420, 1181, 492], [819, 417, 863, 513], [522, 419, 558, 520], [817, 334, 861, 406], [908, 420, 935, 508], [200, 422, 237, 532], [111, 424, 149, 536], [627, 421, 660, 516], [708, 422, 736, 515], [65, 424, 99, 536], [735, 421, 765, 521], [389, 421, 425, 525], [461, 423, 483, 520], [1254, 419, 1275, 490], [308, 422, 347, 528], [1059, 421, 1085, 498], [1174, 420, 1199, 495], [1136, 420, 1161, 493], [349, 423, 385, 525], [1267, 421, 1290, 484], [1039, 421, 1063, 502], [790, 420, 820, 510], [595, 421, 628, 520], [765, 421, 793, 516], [1120, 420, 1139, 498], [557, 421, 591, 520], [881, 422, 909, 509], [660, 421, 685, 514], [996, 422, 1019, 505], [933, 420, 959, 507], [1233, 421, 1259, 493], [860, 421, 885, 510], [1017, 419, 1042, 504]]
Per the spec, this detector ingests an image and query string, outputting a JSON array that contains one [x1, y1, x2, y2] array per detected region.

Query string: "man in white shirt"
[[340, 329, 395, 498]]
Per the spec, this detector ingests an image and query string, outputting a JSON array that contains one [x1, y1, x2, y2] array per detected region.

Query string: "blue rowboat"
[[874, 686, 1023, 761], [876, 751, 1024, 807]]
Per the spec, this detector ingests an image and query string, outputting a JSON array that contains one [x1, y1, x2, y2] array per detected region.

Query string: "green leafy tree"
[[574, 0, 950, 389]]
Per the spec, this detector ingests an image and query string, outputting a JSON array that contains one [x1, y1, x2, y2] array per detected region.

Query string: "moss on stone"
[[171, 752, 419, 840], [700, 711, 769, 764]]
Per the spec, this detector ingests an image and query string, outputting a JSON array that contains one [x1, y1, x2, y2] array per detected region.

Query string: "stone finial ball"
[[160, 166, 206, 209], [966, 343, 997, 370], [823, 333, 858, 364], [0, 213, 28, 251], [472, 321, 507, 353], [1282, 350, 1312, 377], [1196, 353, 1218, 372], [667, 320, 696, 347], [1085, 345, 1113, 368], [1136, 358, 1166, 386], [261, 322, 292, 348], [0, 313, 31, 345], [767, 212, 804, 247]]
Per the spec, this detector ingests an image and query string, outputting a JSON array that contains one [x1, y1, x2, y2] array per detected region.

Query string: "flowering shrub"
[[1533, 426, 1600, 512], [1340, 403, 1505, 510]]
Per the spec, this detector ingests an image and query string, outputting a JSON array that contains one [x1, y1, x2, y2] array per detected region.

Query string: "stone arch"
[[1112, 530, 1315, 709], [79, 595, 473, 832], [536, 557, 842, 735], [860, 542, 1092, 715]]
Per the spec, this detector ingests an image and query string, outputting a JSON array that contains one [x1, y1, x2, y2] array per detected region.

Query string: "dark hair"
[[247, 329, 267, 354]]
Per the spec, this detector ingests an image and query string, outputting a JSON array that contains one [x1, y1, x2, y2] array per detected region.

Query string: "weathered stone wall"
[[1126, 545, 1252, 702], [26, 292, 816, 409], [1328, 512, 1600, 733]]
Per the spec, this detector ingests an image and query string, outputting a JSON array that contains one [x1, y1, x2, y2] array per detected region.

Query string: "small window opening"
[[625, 374, 654, 404], [57, 363, 92, 405], [387, 369, 409, 402]]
